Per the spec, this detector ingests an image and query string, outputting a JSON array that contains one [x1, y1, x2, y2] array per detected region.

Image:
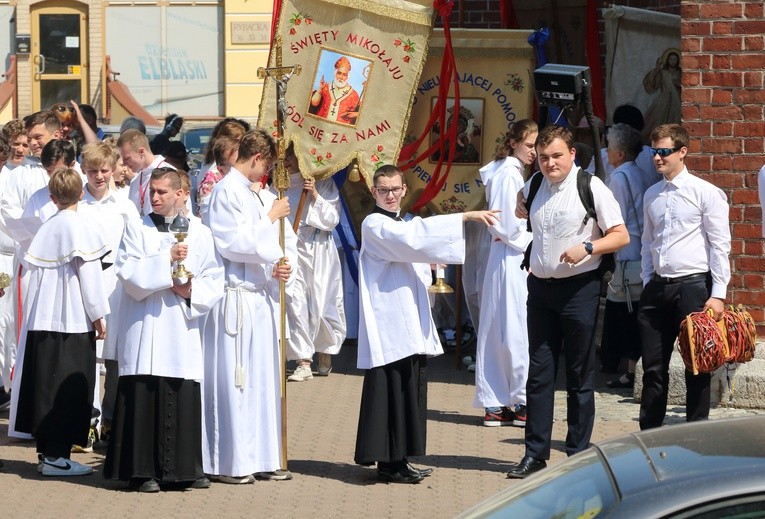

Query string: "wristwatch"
[[583, 242, 594, 255]]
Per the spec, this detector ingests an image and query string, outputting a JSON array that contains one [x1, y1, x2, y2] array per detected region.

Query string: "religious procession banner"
[[257, 0, 433, 183], [401, 29, 535, 215]]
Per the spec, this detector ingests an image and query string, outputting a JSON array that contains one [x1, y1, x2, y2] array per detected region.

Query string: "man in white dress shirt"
[[507, 125, 628, 479], [638, 124, 731, 430]]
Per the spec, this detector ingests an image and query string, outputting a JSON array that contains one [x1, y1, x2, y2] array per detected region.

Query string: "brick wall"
[[681, 1, 765, 333], [457, 0, 765, 332]]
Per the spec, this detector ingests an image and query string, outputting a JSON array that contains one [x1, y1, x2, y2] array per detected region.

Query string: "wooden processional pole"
[[257, 35, 301, 471]]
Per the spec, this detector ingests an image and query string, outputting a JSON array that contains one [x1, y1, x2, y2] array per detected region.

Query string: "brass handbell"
[[0, 272, 10, 290], [170, 213, 194, 280], [428, 265, 453, 294]]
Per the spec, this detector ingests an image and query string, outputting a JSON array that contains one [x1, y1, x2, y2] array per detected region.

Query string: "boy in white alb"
[[12, 168, 109, 476]]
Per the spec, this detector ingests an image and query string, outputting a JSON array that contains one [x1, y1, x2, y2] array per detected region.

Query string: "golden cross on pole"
[[257, 35, 301, 473]]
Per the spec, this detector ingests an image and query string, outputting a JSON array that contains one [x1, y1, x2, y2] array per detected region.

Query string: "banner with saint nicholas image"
[[257, 0, 434, 183]]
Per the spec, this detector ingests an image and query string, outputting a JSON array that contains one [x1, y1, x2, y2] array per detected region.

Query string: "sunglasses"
[[649, 145, 683, 158]]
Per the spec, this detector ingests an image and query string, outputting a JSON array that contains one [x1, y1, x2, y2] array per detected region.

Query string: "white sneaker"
[[214, 474, 255, 484], [287, 364, 313, 382], [317, 353, 332, 376], [41, 457, 93, 477]]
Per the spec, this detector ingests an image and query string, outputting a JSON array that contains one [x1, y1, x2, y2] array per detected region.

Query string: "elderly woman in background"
[[601, 123, 661, 388]]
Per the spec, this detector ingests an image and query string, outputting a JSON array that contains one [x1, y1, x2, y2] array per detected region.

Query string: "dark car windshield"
[[478, 449, 618, 519], [182, 128, 212, 155]]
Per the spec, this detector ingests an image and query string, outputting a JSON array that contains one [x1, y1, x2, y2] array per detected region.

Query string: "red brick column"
[[681, 1, 765, 333]]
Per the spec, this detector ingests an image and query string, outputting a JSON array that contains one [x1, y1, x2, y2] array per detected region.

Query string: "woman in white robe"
[[473, 120, 536, 427]]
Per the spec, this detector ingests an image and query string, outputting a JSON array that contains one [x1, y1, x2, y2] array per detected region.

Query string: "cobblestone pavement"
[[1, 344, 762, 518]]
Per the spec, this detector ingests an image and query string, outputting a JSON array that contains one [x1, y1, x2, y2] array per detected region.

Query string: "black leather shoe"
[[506, 456, 546, 479], [190, 477, 211, 489], [405, 462, 433, 477], [377, 467, 424, 484], [136, 479, 160, 493]]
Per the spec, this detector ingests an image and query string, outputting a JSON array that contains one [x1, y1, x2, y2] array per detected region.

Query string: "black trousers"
[[637, 274, 712, 430], [601, 299, 642, 370], [524, 272, 601, 460]]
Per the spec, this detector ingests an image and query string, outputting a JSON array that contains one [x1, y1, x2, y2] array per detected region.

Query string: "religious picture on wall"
[[642, 47, 681, 142], [429, 98, 484, 165], [307, 49, 372, 127]]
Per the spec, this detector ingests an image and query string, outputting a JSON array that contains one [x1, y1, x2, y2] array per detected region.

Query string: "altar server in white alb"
[[202, 129, 297, 484], [473, 119, 536, 427], [283, 144, 346, 381], [13, 168, 108, 477], [354, 165, 500, 484], [78, 142, 140, 445], [103, 167, 223, 493]]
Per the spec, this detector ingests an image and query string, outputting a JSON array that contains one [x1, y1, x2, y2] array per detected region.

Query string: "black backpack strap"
[[520, 172, 543, 271], [525, 171, 544, 232], [577, 169, 598, 226]]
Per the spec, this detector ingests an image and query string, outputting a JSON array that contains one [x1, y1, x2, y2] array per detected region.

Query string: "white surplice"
[[81, 189, 140, 362], [285, 173, 346, 360], [357, 211, 466, 370], [202, 168, 298, 477], [0, 166, 18, 390], [9, 210, 110, 438], [2, 162, 49, 437], [473, 157, 532, 409], [115, 214, 223, 381]]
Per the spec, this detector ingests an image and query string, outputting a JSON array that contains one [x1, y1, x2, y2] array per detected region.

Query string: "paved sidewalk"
[[1, 345, 762, 518]]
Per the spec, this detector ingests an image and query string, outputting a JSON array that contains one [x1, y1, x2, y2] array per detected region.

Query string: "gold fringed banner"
[[258, 0, 434, 185], [401, 29, 535, 215]]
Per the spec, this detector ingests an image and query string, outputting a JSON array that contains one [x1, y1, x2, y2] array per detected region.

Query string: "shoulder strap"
[[577, 169, 597, 226], [614, 169, 643, 237], [524, 172, 544, 232]]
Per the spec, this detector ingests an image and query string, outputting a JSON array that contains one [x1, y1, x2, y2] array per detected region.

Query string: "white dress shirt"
[[524, 166, 624, 279], [641, 167, 731, 299]]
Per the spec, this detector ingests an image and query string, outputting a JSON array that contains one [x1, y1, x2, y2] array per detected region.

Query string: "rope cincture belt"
[[224, 286, 249, 389]]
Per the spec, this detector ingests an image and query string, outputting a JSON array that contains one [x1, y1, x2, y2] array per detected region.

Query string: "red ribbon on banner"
[[399, 0, 461, 213]]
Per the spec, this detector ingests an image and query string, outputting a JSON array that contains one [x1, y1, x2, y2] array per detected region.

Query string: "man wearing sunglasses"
[[638, 124, 730, 430]]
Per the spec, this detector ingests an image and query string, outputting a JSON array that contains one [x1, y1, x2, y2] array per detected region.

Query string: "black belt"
[[533, 269, 599, 284], [651, 272, 708, 284]]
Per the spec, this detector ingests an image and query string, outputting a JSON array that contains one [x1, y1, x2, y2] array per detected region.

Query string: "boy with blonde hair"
[[79, 142, 140, 450]]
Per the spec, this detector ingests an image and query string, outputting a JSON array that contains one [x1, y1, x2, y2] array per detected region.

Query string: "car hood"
[[600, 415, 765, 498]]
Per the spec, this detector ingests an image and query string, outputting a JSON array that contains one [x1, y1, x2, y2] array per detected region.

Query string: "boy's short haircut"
[[117, 128, 150, 151], [81, 141, 118, 171], [24, 110, 61, 133], [48, 168, 83, 206], [237, 128, 276, 163], [41, 139, 76, 169], [150, 166, 182, 190], [1, 119, 25, 141], [372, 164, 404, 186]]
